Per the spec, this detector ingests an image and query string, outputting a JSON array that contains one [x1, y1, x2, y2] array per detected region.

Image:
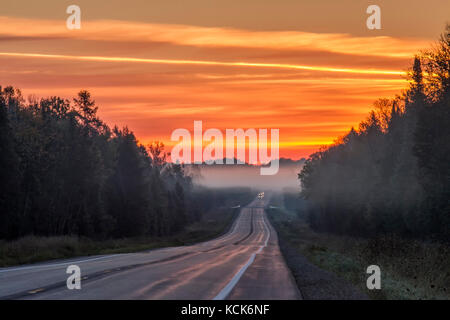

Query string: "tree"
[[0, 87, 20, 238], [106, 128, 150, 237], [298, 27, 450, 240], [0, 87, 197, 241]]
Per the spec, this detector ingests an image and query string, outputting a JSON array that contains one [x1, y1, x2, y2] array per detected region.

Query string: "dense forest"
[[299, 27, 450, 241], [0, 87, 243, 240]]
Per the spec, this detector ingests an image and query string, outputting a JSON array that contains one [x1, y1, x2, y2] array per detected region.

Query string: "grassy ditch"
[[0, 206, 240, 267], [267, 205, 450, 300]]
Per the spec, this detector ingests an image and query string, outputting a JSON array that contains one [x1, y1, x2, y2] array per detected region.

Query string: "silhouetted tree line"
[[0, 89, 209, 240], [299, 27, 450, 241]]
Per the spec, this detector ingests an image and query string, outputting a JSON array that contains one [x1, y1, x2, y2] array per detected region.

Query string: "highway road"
[[0, 198, 301, 300]]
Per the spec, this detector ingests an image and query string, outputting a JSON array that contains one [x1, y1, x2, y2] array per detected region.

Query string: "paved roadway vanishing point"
[[0, 197, 301, 300]]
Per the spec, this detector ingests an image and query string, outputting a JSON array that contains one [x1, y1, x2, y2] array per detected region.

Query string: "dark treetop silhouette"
[[299, 27, 450, 241]]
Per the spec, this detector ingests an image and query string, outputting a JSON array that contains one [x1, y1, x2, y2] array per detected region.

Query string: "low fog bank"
[[186, 158, 305, 191]]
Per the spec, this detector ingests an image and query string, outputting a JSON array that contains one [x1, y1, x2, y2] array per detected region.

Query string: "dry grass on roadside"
[[267, 207, 450, 300], [0, 207, 237, 267]]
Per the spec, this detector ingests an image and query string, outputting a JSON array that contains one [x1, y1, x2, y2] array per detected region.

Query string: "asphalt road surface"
[[0, 198, 301, 300]]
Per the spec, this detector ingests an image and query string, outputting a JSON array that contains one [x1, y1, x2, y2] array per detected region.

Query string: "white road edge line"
[[0, 254, 123, 273], [0, 208, 244, 274], [213, 210, 271, 300]]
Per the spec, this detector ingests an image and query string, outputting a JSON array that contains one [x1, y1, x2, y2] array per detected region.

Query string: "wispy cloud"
[[0, 52, 406, 75], [0, 17, 428, 58]]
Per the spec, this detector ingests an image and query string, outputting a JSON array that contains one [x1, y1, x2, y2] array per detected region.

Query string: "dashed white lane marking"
[[0, 254, 123, 273], [213, 211, 271, 300]]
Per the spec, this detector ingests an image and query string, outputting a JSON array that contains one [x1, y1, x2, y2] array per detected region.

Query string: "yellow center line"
[[27, 288, 45, 294]]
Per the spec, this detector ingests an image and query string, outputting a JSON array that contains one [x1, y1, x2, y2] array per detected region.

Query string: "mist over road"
[[0, 198, 300, 300]]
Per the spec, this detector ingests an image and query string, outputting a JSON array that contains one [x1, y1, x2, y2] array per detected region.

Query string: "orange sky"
[[1, 1, 448, 159]]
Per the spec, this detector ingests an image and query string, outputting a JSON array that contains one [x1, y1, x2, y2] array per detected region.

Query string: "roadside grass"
[[0, 207, 238, 268], [267, 206, 450, 300]]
